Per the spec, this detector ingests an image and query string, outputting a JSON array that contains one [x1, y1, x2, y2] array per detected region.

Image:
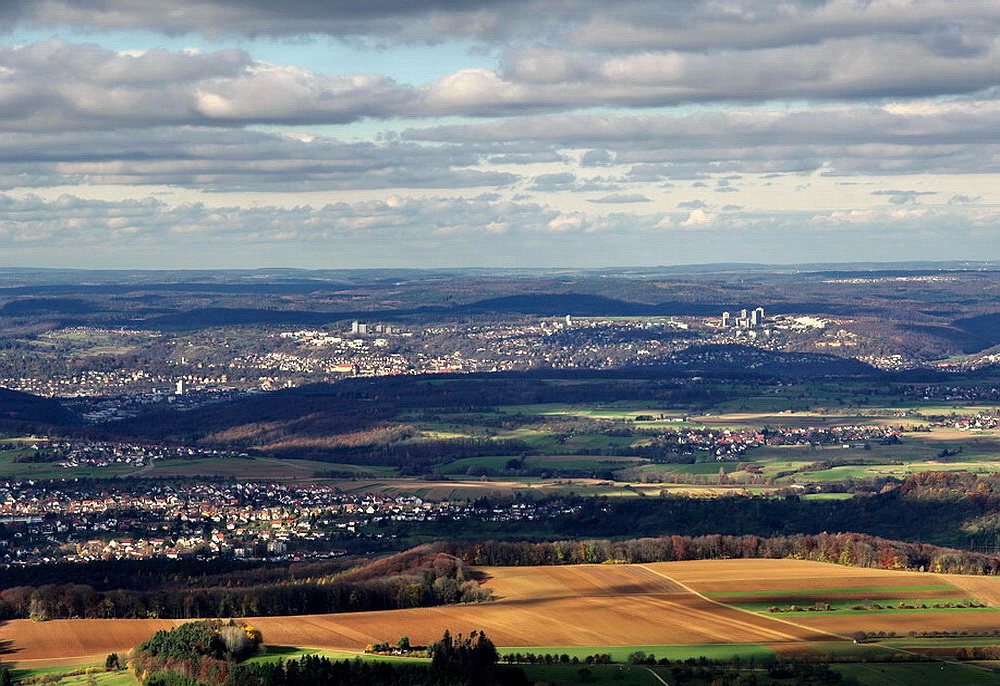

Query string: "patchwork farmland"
[[5, 558, 1000, 671]]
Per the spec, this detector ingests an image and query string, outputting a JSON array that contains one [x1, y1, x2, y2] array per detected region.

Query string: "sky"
[[0, 0, 999, 269]]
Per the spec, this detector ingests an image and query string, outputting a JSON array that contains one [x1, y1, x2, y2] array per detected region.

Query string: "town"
[[0, 479, 579, 567]]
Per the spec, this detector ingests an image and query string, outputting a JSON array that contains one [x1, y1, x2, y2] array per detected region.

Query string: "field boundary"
[[637, 565, 851, 642], [640, 564, 1000, 678]]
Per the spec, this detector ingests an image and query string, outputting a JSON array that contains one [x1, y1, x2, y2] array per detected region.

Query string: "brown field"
[[142, 457, 331, 480], [0, 562, 833, 665], [687, 575, 955, 594], [792, 612, 1000, 635], [0, 617, 179, 665], [709, 591, 968, 605], [920, 428, 1000, 442], [4, 559, 999, 667], [325, 477, 553, 500], [645, 559, 946, 583], [942, 574, 1000, 606], [329, 478, 773, 500], [653, 559, 972, 604]]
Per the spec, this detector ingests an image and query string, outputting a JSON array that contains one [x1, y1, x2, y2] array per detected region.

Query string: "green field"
[[734, 602, 994, 617], [0, 450, 136, 479], [705, 585, 957, 597], [521, 662, 663, 685], [440, 454, 645, 475], [35, 672, 137, 686], [499, 644, 775, 662], [831, 661, 1000, 685], [16, 642, 999, 686], [248, 644, 430, 665], [13, 666, 138, 686], [402, 394, 1000, 491]]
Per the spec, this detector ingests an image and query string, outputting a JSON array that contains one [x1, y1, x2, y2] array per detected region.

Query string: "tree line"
[[439, 532, 1000, 575], [136, 624, 528, 686], [0, 550, 490, 620]]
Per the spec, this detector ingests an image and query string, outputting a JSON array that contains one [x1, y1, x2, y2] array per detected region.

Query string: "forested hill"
[[98, 359, 880, 449], [0, 387, 73, 427], [664, 344, 876, 377]]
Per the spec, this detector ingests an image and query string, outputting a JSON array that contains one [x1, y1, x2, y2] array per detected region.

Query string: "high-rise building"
[[565, 314, 573, 327], [721, 311, 731, 327]]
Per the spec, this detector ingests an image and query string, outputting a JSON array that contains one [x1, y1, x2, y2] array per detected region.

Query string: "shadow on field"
[[263, 645, 302, 657], [0, 630, 17, 656]]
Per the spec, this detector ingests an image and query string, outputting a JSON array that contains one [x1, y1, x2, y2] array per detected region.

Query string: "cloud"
[[410, 100, 1000, 148], [871, 189, 936, 204], [587, 193, 651, 204], [2, 0, 532, 42], [0, 39, 414, 132], [487, 150, 565, 165], [681, 208, 715, 227], [4, 190, 1000, 267], [8, 1, 1000, 55], [0, 4, 998, 267], [407, 99, 1000, 177], [527, 172, 576, 192], [2, 32, 1000, 143], [580, 149, 616, 167], [0, 192, 562, 245], [0, 127, 521, 191]]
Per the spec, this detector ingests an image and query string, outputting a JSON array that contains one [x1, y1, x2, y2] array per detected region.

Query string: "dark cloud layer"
[[407, 102, 1000, 177], [0, 127, 518, 191], [7, 1, 998, 51]]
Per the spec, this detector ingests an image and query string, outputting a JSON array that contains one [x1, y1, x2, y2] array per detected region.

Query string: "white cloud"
[[681, 208, 715, 227]]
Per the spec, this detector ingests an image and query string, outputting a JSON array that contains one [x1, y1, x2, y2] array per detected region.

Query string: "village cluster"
[[0, 480, 577, 567]]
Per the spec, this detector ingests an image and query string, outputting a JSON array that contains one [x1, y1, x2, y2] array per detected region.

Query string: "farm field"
[[6, 560, 1000, 685], [322, 475, 763, 499], [138, 455, 356, 480], [0, 560, 840, 667], [830, 662, 1000, 685], [0, 450, 136, 479], [398, 396, 1000, 491], [439, 454, 646, 475], [8, 559, 1000, 670], [654, 559, 1000, 642]]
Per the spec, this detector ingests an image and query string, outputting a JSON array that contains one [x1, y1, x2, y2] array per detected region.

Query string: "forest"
[[379, 480, 1000, 550], [3, 527, 999, 623], [134, 623, 528, 686], [443, 532, 1000, 574], [0, 549, 489, 620]]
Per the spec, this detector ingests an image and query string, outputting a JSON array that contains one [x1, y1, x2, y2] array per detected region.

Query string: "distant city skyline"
[[1, 1, 999, 268]]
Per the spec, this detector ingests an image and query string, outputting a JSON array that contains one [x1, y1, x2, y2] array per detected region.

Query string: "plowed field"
[[4, 560, 999, 667], [649, 559, 969, 603], [646, 558, 948, 584], [792, 612, 1000, 635], [943, 573, 1000, 606]]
